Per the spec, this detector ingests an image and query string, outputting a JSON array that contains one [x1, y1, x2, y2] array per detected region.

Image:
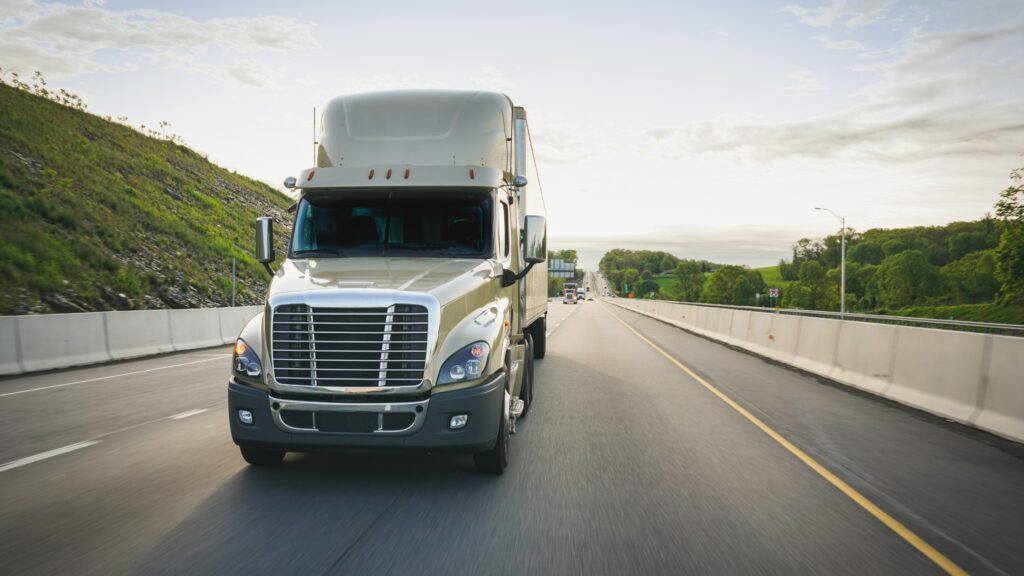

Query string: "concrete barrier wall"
[[106, 309, 174, 361], [609, 298, 1024, 444], [0, 305, 261, 376]]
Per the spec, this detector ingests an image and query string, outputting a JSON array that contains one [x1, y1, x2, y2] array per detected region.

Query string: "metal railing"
[[612, 297, 1024, 337]]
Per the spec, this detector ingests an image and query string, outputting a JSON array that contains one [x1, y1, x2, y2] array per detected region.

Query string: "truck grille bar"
[[271, 304, 428, 387]]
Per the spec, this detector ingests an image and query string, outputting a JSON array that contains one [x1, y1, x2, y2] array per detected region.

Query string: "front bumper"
[[229, 372, 504, 453]]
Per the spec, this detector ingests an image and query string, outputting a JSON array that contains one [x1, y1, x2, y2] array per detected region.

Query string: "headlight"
[[437, 341, 490, 385], [233, 339, 262, 381]]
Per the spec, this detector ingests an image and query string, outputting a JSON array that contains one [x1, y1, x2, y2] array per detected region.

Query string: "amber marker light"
[[233, 340, 248, 356]]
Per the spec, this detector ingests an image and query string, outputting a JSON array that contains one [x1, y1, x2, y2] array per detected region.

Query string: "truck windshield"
[[290, 189, 493, 258]]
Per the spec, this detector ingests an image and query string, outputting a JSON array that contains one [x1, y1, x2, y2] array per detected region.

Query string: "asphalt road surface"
[[2, 300, 1023, 575]]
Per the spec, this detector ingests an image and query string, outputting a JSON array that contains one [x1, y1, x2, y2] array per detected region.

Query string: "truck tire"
[[240, 446, 286, 466], [530, 317, 546, 359], [474, 387, 510, 474], [519, 334, 534, 418]]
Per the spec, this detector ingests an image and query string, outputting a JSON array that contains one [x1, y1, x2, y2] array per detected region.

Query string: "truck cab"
[[228, 91, 548, 474]]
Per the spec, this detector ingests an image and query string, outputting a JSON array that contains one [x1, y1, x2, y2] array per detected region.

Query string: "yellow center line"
[[601, 303, 967, 576]]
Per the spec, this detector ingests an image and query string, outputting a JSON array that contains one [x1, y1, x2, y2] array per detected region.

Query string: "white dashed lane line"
[[0, 441, 101, 474], [170, 408, 209, 420], [0, 355, 231, 398]]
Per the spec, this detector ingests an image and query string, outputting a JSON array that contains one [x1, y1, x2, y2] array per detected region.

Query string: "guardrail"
[[0, 305, 262, 376], [607, 297, 1024, 444], [611, 298, 1024, 337]]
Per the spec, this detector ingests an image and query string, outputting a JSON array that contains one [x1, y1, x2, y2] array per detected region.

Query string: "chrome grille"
[[272, 304, 428, 386]]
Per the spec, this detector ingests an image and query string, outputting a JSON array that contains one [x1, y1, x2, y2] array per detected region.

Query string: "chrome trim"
[[269, 395, 429, 435], [267, 289, 440, 397], [379, 305, 395, 386]]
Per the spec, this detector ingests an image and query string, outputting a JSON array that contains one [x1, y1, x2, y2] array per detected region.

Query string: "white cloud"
[[813, 34, 867, 50], [648, 18, 1024, 165], [782, 70, 829, 95], [778, 0, 892, 28], [0, 1, 316, 84]]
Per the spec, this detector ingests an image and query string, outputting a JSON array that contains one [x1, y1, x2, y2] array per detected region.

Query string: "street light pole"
[[815, 207, 846, 317]]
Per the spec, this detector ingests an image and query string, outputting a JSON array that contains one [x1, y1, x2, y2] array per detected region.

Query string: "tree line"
[[779, 167, 1023, 311], [598, 166, 1024, 315]]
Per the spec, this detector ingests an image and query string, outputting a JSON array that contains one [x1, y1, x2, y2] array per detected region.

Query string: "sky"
[[2, 0, 1023, 270]]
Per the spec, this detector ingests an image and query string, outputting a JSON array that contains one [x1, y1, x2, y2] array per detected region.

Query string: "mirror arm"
[[501, 261, 537, 288], [263, 263, 276, 277]]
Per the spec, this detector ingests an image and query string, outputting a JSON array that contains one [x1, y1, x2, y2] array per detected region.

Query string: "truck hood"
[[268, 258, 498, 304]]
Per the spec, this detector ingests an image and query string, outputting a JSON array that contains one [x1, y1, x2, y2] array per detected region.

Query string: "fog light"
[[449, 414, 469, 430], [238, 409, 254, 425]]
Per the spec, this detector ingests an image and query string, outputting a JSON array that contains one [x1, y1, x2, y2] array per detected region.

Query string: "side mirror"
[[256, 216, 275, 264], [523, 215, 546, 264], [512, 175, 528, 188]]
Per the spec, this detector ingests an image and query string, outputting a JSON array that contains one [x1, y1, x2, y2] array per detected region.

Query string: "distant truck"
[[563, 289, 577, 304], [229, 91, 548, 474]]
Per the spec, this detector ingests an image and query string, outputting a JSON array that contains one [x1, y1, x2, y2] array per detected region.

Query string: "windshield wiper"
[[292, 249, 346, 258]]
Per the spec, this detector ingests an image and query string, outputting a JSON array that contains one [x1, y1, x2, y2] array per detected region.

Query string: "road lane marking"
[[170, 408, 209, 420], [602, 304, 967, 576], [0, 441, 101, 473], [1, 401, 226, 473], [0, 355, 231, 398]]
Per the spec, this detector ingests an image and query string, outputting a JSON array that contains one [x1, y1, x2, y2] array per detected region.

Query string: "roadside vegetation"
[[599, 166, 1024, 324], [0, 72, 293, 314]]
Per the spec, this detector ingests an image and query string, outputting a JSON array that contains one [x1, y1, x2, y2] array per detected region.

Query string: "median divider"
[[0, 317, 22, 375], [106, 309, 174, 361], [0, 305, 262, 377], [19, 312, 110, 373], [607, 298, 1024, 444]]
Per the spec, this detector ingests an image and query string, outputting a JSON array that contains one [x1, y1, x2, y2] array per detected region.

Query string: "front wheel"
[[530, 317, 546, 359], [240, 446, 286, 466], [474, 390, 510, 474], [519, 333, 534, 418]]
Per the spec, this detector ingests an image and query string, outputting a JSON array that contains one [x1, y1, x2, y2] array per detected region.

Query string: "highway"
[[2, 293, 1023, 575]]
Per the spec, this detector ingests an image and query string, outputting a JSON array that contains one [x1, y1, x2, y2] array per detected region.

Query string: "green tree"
[[702, 265, 764, 305], [942, 250, 999, 304], [947, 231, 992, 261], [548, 276, 565, 298], [637, 279, 660, 298], [872, 250, 939, 308], [607, 269, 624, 292], [731, 274, 755, 305], [848, 241, 884, 265], [994, 167, 1024, 304], [621, 268, 640, 294], [784, 260, 833, 309], [673, 260, 704, 302]]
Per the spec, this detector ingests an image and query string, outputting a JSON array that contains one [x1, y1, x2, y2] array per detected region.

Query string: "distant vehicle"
[[563, 289, 577, 304], [576, 287, 585, 299], [231, 90, 549, 474], [576, 292, 585, 301]]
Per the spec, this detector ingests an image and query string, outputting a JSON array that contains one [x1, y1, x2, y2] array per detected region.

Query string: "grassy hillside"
[[0, 82, 292, 314], [754, 265, 792, 288]]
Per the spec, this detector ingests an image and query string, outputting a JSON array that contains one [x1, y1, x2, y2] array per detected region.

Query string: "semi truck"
[[229, 91, 548, 474]]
